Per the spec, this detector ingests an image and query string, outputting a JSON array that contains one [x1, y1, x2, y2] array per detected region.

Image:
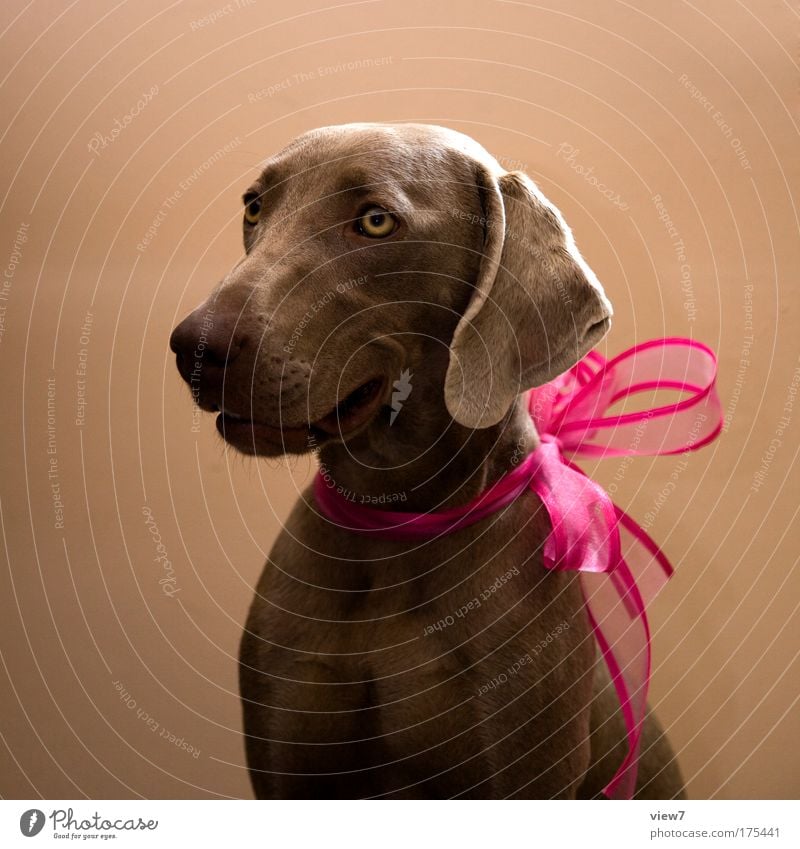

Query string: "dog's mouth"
[[214, 376, 386, 454]]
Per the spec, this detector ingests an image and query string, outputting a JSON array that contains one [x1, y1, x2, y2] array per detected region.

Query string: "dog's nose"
[[170, 309, 244, 384]]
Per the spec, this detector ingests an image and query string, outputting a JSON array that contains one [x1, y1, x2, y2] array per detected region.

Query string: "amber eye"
[[243, 194, 262, 226], [356, 206, 397, 238]]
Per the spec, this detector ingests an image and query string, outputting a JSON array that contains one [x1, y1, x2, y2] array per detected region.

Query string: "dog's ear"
[[444, 168, 613, 429]]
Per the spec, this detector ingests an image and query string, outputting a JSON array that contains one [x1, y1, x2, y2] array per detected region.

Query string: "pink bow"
[[313, 337, 722, 799]]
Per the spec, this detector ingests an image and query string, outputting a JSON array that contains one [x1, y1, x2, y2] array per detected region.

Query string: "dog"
[[170, 122, 686, 799]]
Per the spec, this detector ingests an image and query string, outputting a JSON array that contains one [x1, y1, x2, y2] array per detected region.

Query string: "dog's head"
[[170, 123, 611, 456]]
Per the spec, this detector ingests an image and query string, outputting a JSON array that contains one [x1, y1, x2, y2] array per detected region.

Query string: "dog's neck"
[[316, 386, 539, 513]]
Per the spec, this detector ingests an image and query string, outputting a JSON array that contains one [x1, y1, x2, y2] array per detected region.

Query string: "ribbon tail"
[[529, 441, 653, 799], [581, 559, 651, 799]]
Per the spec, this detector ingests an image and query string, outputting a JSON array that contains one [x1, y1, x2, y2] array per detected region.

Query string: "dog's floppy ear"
[[444, 167, 613, 429]]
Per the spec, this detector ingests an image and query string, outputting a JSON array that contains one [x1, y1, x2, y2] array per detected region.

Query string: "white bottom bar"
[[2, 799, 797, 848]]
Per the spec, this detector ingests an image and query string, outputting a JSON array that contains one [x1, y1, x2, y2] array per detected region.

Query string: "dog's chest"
[[240, 490, 595, 796], [246, 488, 587, 682]]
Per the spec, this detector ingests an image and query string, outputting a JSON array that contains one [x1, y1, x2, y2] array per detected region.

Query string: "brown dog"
[[170, 123, 686, 799]]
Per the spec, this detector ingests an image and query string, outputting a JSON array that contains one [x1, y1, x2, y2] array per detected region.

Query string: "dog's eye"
[[356, 206, 397, 238], [243, 194, 262, 226]]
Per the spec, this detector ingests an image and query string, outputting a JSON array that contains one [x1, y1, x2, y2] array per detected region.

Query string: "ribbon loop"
[[529, 338, 722, 458]]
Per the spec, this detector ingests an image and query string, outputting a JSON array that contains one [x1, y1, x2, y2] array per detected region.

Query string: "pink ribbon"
[[313, 337, 722, 799]]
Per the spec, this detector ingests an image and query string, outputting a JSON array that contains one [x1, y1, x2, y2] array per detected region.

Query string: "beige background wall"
[[0, 0, 798, 799]]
